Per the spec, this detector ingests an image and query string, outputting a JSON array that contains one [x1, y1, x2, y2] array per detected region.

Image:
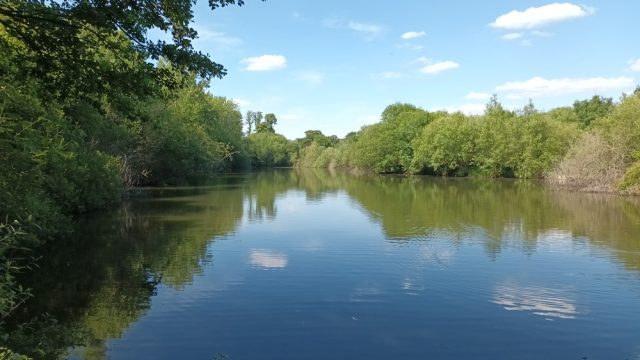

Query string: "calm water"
[[17, 169, 640, 359]]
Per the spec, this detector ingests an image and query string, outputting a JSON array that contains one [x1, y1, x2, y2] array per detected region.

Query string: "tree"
[[0, 0, 263, 93], [411, 113, 476, 175], [244, 111, 263, 135], [256, 113, 277, 133], [573, 95, 614, 128]]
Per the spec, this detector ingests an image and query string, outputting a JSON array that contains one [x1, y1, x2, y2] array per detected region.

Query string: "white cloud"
[[629, 59, 640, 72], [496, 76, 635, 97], [242, 55, 287, 71], [373, 71, 404, 80], [193, 26, 242, 47], [401, 31, 426, 40], [501, 32, 523, 40], [490, 3, 592, 29], [348, 21, 383, 34], [295, 71, 325, 85], [420, 61, 460, 75], [520, 39, 533, 47], [466, 92, 492, 100], [505, 94, 523, 100]]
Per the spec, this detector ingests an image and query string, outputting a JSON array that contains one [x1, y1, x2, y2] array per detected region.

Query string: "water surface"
[[20, 169, 640, 359]]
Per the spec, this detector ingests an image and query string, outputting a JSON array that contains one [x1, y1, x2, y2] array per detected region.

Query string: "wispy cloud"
[[242, 55, 287, 71], [401, 31, 426, 40], [496, 76, 635, 97], [295, 71, 325, 85], [193, 26, 242, 47], [324, 18, 384, 39], [233, 98, 252, 107], [348, 21, 383, 34], [501, 32, 524, 40], [373, 71, 404, 80], [399, 43, 424, 51], [420, 61, 460, 75], [531, 30, 553, 37], [490, 3, 593, 30], [466, 92, 492, 100], [629, 58, 640, 72]]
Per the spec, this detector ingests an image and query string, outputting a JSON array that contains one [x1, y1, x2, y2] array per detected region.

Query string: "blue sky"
[[188, 1, 639, 139]]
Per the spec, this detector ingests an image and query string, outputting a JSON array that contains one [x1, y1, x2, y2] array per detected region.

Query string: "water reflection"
[[4, 169, 640, 359], [493, 283, 578, 320], [250, 249, 288, 269]]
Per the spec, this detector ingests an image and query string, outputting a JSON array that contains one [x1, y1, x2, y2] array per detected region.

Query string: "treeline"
[[293, 92, 640, 194], [0, 2, 282, 341]]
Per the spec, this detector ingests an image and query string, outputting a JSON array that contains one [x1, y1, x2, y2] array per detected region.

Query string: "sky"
[[186, 0, 640, 139]]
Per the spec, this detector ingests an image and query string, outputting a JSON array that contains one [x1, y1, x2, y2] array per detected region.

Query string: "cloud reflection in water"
[[493, 283, 578, 320], [250, 249, 288, 269]]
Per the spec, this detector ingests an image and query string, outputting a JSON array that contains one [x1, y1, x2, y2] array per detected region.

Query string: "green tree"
[[573, 95, 614, 128], [350, 105, 433, 173], [411, 113, 476, 175], [257, 113, 277, 133], [0, 0, 263, 87]]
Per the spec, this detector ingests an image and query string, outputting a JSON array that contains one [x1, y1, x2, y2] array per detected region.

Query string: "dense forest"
[[1, 0, 639, 357]]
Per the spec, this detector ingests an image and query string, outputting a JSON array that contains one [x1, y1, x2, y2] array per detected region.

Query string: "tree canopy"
[[0, 0, 263, 93]]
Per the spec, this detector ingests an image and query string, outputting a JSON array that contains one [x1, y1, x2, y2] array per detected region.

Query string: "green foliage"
[[303, 96, 583, 180], [299, 130, 338, 148], [0, 0, 263, 89], [573, 95, 615, 128], [598, 93, 640, 163], [0, 222, 34, 322], [248, 132, 291, 167], [143, 81, 245, 184], [620, 161, 640, 190], [514, 115, 576, 178], [550, 93, 640, 192], [411, 113, 476, 175], [350, 105, 432, 173], [0, 347, 32, 360]]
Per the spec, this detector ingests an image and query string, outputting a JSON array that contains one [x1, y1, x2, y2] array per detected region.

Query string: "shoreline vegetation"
[[293, 94, 640, 196], [0, 0, 639, 357]]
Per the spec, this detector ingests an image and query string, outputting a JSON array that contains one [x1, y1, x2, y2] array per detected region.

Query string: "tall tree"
[[256, 113, 277, 133], [0, 0, 264, 92]]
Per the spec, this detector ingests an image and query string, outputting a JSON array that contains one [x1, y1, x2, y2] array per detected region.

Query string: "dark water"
[[15, 169, 640, 359]]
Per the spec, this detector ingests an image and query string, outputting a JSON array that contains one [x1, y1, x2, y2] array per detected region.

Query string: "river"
[[15, 169, 640, 359]]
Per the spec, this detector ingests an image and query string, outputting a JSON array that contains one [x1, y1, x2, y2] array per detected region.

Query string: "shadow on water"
[[5, 169, 640, 358]]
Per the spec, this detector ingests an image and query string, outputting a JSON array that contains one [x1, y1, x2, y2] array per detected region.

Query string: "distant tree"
[[300, 130, 337, 147], [521, 99, 538, 117], [485, 94, 513, 118], [573, 95, 614, 128], [380, 103, 419, 122], [244, 111, 263, 135], [256, 113, 277, 133]]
